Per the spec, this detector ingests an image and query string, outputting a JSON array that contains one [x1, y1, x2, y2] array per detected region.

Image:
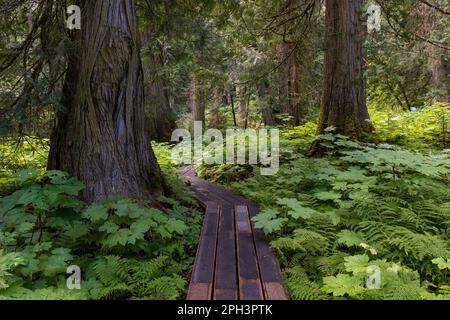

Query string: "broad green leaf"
[[99, 221, 119, 234], [336, 230, 365, 247], [40, 248, 73, 277], [44, 171, 69, 184], [43, 180, 84, 198], [252, 208, 286, 234], [16, 186, 42, 206], [322, 274, 365, 297], [82, 203, 108, 222], [432, 258, 450, 270], [13, 168, 39, 185], [276, 198, 317, 220], [113, 199, 142, 217], [165, 219, 188, 234], [157, 225, 172, 239], [64, 223, 90, 241], [344, 255, 370, 275], [102, 228, 143, 248], [314, 191, 341, 201], [16, 222, 34, 234], [130, 217, 156, 234]]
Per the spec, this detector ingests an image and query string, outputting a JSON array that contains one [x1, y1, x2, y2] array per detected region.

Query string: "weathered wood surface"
[[181, 166, 288, 300], [214, 204, 238, 300], [186, 202, 219, 300]]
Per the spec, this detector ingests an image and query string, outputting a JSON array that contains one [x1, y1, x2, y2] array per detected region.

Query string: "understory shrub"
[[0, 168, 201, 300]]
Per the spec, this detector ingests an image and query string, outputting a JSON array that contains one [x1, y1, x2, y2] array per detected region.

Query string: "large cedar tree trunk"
[[48, 0, 164, 203], [146, 51, 176, 141], [431, 50, 450, 103], [315, 0, 373, 139], [428, 1, 450, 103]]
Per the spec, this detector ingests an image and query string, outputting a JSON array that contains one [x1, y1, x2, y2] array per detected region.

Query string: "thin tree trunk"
[[190, 74, 205, 130], [230, 90, 238, 127], [209, 88, 224, 128], [257, 79, 275, 126], [289, 44, 301, 125], [236, 85, 247, 128], [48, 0, 164, 203], [314, 0, 373, 143], [276, 41, 291, 122], [276, 41, 301, 125]]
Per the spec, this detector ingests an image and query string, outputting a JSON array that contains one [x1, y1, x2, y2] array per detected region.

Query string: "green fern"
[[138, 275, 186, 300], [90, 255, 186, 300], [233, 134, 450, 300], [97, 284, 134, 300], [283, 266, 327, 300], [272, 229, 328, 255], [92, 256, 128, 286]]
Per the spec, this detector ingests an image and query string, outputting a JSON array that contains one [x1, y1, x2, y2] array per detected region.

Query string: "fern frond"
[[387, 227, 450, 261], [127, 256, 170, 286], [93, 256, 128, 286], [283, 266, 328, 300], [271, 229, 329, 256], [307, 253, 347, 276], [139, 275, 186, 300], [97, 284, 133, 300]]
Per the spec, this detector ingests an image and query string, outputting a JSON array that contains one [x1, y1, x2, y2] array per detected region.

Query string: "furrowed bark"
[[315, 0, 373, 140], [48, 0, 164, 203]]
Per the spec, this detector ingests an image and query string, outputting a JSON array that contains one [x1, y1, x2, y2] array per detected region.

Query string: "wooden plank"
[[248, 205, 289, 300], [187, 202, 220, 300], [203, 182, 247, 205], [183, 167, 288, 301], [188, 176, 246, 205], [191, 185, 227, 206], [180, 166, 246, 205], [179, 165, 196, 177], [213, 204, 238, 300], [189, 188, 211, 207], [235, 205, 264, 300]]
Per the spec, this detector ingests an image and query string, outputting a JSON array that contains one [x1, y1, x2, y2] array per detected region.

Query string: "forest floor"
[[0, 106, 449, 300]]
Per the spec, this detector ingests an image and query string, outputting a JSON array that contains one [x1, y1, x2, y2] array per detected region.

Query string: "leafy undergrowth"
[[0, 143, 202, 300], [228, 133, 450, 300], [0, 137, 49, 195], [1, 106, 448, 300], [369, 104, 449, 151], [197, 122, 318, 183], [197, 104, 449, 183]]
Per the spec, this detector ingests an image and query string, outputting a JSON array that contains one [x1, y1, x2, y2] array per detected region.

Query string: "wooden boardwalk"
[[180, 166, 288, 300]]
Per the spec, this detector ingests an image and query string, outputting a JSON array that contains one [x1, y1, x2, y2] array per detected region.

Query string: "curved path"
[[180, 166, 288, 300]]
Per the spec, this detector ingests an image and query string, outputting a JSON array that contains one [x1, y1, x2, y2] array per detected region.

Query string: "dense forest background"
[[0, 0, 449, 300], [1, 0, 449, 144]]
